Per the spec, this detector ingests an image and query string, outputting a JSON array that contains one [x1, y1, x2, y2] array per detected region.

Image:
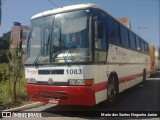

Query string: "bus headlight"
[[27, 78, 37, 84], [68, 79, 85, 85]]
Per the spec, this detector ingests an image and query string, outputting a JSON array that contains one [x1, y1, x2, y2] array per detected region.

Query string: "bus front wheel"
[[107, 75, 118, 105]]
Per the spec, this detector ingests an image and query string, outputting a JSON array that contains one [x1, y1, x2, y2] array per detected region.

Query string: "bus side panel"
[[106, 44, 149, 93], [93, 65, 108, 104], [92, 44, 150, 104]]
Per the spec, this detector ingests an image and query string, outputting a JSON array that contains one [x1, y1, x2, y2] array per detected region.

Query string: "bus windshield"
[[26, 10, 92, 65]]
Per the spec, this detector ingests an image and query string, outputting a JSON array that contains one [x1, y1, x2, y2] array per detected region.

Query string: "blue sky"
[[0, 0, 159, 48]]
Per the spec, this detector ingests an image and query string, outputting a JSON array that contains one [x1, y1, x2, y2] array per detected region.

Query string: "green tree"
[[0, 50, 9, 63], [10, 45, 24, 100], [0, 63, 9, 81], [0, 31, 10, 63], [0, 31, 10, 50]]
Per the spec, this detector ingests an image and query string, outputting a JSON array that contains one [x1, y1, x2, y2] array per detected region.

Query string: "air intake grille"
[[38, 69, 64, 75]]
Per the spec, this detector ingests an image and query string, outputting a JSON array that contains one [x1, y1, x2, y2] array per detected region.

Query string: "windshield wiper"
[[34, 34, 50, 66], [51, 28, 78, 63], [51, 45, 77, 63], [51, 29, 65, 62], [63, 46, 77, 63], [58, 29, 77, 63]]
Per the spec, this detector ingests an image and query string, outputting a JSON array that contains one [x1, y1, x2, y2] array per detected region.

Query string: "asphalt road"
[[2, 78, 160, 119]]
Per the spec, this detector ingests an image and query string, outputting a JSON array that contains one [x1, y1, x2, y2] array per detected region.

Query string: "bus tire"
[[142, 69, 146, 85], [107, 74, 119, 105]]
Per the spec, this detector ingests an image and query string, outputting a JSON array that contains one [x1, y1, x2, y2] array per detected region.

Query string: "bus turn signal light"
[[68, 79, 94, 86], [85, 79, 94, 86]]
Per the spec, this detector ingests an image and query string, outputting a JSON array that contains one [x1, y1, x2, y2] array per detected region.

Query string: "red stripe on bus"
[[93, 81, 108, 93], [119, 73, 143, 84], [93, 73, 143, 93]]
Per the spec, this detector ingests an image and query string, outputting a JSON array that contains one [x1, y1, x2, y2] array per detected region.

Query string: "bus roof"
[[31, 3, 149, 44], [31, 3, 101, 20]]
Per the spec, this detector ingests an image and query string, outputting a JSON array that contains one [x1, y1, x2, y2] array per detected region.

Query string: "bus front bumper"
[[26, 84, 96, 106]]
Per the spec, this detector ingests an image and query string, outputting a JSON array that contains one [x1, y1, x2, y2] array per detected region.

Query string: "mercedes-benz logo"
[[48, 78, 53, 84]]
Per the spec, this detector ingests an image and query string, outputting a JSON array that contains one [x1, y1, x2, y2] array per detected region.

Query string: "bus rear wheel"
[[107, 75, 118, 105]]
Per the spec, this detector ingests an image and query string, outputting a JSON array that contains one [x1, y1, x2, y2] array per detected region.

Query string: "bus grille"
[[38, 70, 64, 75]]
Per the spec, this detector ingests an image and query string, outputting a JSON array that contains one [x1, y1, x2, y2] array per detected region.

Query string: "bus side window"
[[101, 30, 107, 50], [94, 10, 107, 62], [144, 42, 149, 54], [107, 17, 120, 45], [94, 17, 102, 50], [120, 25, 129, 47], [94, 14, 107, 51], [136, 36, 141, 51], [129, 32, 136, 49], [141, 40, 145, 53]]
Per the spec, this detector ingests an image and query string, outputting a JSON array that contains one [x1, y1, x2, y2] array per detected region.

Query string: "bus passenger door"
[[93, 11, 109, 103]]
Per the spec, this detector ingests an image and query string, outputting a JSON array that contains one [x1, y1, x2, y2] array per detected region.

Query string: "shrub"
[[0, 78, 28, 110], [0, 50, 9, 63], [0, 63, 9, 82]]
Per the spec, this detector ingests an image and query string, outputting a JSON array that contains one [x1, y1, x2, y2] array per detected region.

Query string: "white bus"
[[25, 4, 150, 106]]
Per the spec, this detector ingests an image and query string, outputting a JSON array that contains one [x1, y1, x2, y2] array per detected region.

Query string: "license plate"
[[48, 98, 60, 104]]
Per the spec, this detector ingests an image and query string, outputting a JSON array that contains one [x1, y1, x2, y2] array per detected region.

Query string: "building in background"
[[118, 18, 131, 29], [155, 48, 159, 70], [10, 22, 29, 64], [149, 44, 157, 75]]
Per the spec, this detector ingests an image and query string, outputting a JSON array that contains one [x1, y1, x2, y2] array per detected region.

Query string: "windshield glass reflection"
[[26, 10, 91, 65]]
